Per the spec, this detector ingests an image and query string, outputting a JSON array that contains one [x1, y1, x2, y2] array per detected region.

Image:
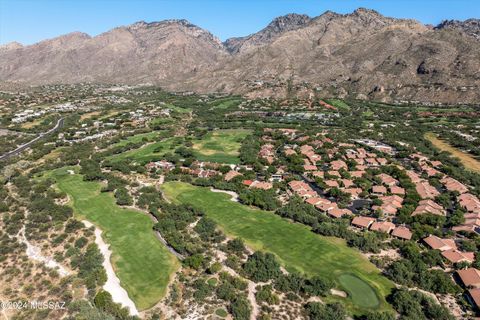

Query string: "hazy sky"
[[1, 0, 479, 45]]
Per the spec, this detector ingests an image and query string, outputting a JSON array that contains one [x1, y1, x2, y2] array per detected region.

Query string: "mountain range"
[[1, 8, 479, 104]]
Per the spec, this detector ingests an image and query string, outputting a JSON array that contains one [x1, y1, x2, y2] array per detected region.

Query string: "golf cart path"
[[82, 220, 139, 316]]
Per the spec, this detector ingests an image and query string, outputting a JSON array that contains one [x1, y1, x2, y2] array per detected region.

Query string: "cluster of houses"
[[278, 130, 480, 311], [12, 102, 78, 123], [141, 124, 480, 313]]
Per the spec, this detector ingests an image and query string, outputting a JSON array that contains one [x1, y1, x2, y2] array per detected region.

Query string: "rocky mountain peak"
[[0, 41, 23, 51], [224, 13, 311, 53], [123, 19, 223, 47], [264, 13, 311, 33], [352, 7, 382, 18], [436, 19, 480, 40]]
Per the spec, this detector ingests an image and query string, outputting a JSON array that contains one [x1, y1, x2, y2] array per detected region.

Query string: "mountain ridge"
[[1, 8, 479, 104]]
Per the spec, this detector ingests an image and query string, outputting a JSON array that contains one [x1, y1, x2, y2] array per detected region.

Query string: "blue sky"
[[1, 0, 479, 45]]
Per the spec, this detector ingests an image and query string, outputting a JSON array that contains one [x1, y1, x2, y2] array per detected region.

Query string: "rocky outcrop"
[[436, 19, 480, 40], [224, 13, 311, 53]]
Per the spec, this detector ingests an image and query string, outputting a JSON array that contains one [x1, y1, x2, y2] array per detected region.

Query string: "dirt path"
[[19, 227, 70, 277], [214, 248, 259, 320], [82, 220, 139, 316]]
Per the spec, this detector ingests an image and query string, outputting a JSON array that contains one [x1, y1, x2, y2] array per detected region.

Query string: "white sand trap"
[[82, 220, 139, 316], [210, 188, 239, 202], [20, 227, 70, 277]]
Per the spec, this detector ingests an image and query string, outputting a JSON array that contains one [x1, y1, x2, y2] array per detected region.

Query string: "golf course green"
[[109, 136, 181, 164], [192, 129, 250, 164], [49, 168, 179, 310], [161, 181, 393, 313]]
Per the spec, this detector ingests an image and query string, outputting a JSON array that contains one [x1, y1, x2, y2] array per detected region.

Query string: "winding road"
[[0, 118, 64, 161]]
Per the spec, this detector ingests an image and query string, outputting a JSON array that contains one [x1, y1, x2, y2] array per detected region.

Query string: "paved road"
[[0, 118, 64, 161]]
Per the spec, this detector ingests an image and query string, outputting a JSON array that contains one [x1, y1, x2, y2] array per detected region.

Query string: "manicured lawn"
[[338, 274, 379, 308], [324, 99, 350, 111], [48, 168, 179, 310], [110, 131, 164, 148], [425, 132, 480, 173], [192, 129, 250, 164], [207, 97, 242, 110], [161, 182, 393, 314], [109, 137, 181, 164]]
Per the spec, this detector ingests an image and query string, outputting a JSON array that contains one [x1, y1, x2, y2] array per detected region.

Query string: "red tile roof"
[[391, 226, 412, 240], [351, 216, 376, 228], [423, 235, 457, 251], [370, 221, 395, 233], [457, 268, 480, 288], [442, 250, 475, 264]]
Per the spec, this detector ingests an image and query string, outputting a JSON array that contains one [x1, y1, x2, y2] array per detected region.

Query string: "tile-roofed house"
[[378, 173, 398, 187], [327, 207, 353, 219], [373, 204, 398, 216], [441, 176, 469, 194], [370, 221, 395, 234], [377, 158, 388, 165], [355, 158, 366, 165], [298, 189, 318, 199], [391, 226, 412, 240], [366, 158, 378, 166], [324, 180, 339, 188], [305, 197, 324, 206], [315, 200, 336, 212], [306, 153, 321, 164], [327, 170, 341, 177], [431, 160, 442, 168], [357, 148, 367, 157], [441, 250, 475, 264], [288, 180, 317, 199], [410, 153, 429, 163], [453, 213, 480, 234], [331, 160, 348, 171], [311, 171, 324, 178], [416, 181, 440, 199], [373, 195, 403, 216], [468, 288, 480, 309], [458, 193, 480, 212], [224, 170, 242, 181], [243, 180, 253, 186], [389, 186, 405, 196], [304, 164, 317, 171], [344, 188, 363, 199], [284, 148, 297, 156], [146, 160, 175, 171], [351, 216, 376, 229], [406, 170, 422, 183], [341, 179, 354, 189], [422, 166, 441, 177], [350, 171, 365, 178], [372, 185, 387, 195], [423, 235, 457, 251], [412, 200, 446, 217], [197, 169, 219, 178], [300, 144, 314, 155], [457, 268, 480, 288], [250, 181, 273, 190]]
